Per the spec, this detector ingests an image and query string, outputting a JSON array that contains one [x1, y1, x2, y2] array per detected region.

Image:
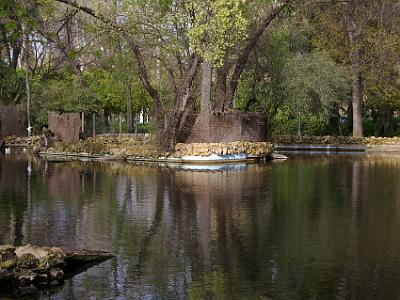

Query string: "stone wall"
[[173, 141, 273, 158], [186, 111, 266, 143], [48, 112, 80, 143], [0, 104, 26, 137]]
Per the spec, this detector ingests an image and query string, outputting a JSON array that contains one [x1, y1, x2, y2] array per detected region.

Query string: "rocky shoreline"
[[273, 135, 400, 146], [4, 135, 400, 160], [0, 244, 112, 288], [1, 135, 274, 162]]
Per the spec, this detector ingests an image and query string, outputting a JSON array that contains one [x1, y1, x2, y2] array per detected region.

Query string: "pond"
[[1, 150, 400, 299]]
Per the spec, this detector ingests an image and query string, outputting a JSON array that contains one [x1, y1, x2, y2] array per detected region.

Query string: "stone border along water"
[[5, 135, 400, 161], [36, 151, 271, 164], [0, 137, 274, 163], [274, 144, 368, 152], [33, 140, 275, 164], [273, 144, 400, 153]]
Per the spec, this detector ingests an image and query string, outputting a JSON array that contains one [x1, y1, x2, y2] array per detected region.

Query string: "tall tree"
[[215, 0, 291, 111], [50, 0, 288, 147], [341, 0, 364, 137], [310, 0, 400, 137]]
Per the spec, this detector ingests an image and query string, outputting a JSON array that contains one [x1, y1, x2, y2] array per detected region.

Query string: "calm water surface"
[[1, 150, 400, 299]]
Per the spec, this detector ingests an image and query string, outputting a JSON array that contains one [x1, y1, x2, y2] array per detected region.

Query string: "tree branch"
[[53, 0, 163, 123], [225, 0, 291, 109]]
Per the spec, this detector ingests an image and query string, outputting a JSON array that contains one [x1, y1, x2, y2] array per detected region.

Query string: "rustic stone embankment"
[[0, 244, 112, 288], [273, 135, 400, 145], [172, 142, 272, 158], [273, 135, 400, 153], [1, 136, 40, 147], [15, 136, 273, 161], [5, 134, 400, 158]]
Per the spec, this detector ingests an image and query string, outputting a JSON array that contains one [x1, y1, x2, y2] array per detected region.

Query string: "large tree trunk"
[[351, 75, 363, 137], [215, 67, 227, 111], [347, 99, 353, 133], [163, 55, 201, 150], [214, 52, 229, 111], [343, 0, 364, 137], [125, 37, 164, 127], [54, 0, 288, 149], [201, 62, 212, 112]]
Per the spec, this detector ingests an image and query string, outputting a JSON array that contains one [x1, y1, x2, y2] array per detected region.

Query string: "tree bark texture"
[[215, 66, 227, 111], [201, 62, 212, 112], [163, 55, 201, 150], [351, 75, 363, 137], [342, 0, 364, 137]]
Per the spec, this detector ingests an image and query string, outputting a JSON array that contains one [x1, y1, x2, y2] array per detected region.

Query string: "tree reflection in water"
[[2, 152, 400, 299]]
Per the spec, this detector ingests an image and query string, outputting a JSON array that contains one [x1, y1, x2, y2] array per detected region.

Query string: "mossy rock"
[[35, 247, 66, 270], [0, 245, 15, 254], [17, 253, 39, 269], [0, 258, 17, 270], [18, 270, 38, 285], [0, 245, 16, 259], [49, 267, 64, 281], [47, 256, 64, 268]]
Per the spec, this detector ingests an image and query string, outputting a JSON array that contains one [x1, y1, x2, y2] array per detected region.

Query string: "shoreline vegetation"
[[273, 135, 400, 146], [2, 135, 400, 162], [0, 135, 274, 162], [1, 0, 400, 162]]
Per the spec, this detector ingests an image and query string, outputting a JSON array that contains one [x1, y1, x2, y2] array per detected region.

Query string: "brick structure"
[[48, 112, 80, 143], [186, 111, 266, 143], [0, 104, 26, 137]]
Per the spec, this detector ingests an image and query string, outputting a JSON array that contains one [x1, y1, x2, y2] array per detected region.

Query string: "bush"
[[272, 108, 329, 136], [136, 123, 156, 134]]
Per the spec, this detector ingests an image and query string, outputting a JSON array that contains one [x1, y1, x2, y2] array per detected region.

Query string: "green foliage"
[[235, 28, 349, 137], [236, 27, 290, 113], [136, 122, 156, 134], [31, 71, 101, 128], [187, 0, 247, 66], [85, 69, 126, 113], [189, 269, 226, 300], [129, 81, 152, 113], [0, 62, 25, 104], [1, 0, 398, 139], [284, 51, 350, 116], [30, 56, 151, 129], [273, 106, 329, 136]]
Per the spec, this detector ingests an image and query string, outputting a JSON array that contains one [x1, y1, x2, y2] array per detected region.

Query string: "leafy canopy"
[[187, 0, 248, 66]]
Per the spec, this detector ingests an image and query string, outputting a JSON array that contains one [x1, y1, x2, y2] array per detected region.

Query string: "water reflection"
[[2, 151, 400, 299]]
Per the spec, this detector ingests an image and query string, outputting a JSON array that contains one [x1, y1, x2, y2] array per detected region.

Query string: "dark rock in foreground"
[[0, 244, 113, 294]]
